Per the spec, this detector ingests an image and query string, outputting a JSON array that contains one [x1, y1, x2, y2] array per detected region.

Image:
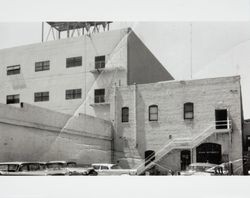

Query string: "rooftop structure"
[[43, 21, 112, 41]]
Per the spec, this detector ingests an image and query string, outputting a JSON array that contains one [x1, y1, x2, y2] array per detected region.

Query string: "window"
[[65, 89, 82, 100], [35, 61, 50, 72], [66, 56, 82, 68], [246, 136, 250, 151], [101, 166, 109, 170], [94, 89, 105, 103], [6, 94, 20, 104], [7, 65, 20, 75], [149, 105, 158, 121], [95, 55, 105, 69], [122, 107, 129, 122], [34, 92, 49, 102], [184, 102, 194, 119]]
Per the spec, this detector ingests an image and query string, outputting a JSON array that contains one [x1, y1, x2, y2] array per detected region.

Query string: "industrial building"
[[0, 22, 244, 174]]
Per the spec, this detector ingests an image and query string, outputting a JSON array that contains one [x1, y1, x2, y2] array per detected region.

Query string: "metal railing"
[[136, 120, 232, 175]]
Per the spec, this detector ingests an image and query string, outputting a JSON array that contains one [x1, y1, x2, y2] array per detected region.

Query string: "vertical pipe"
[[112, 85, 117, 164], [67, 23, 70, 38], [134, 83, 137, 148], [41, 22, 44, 42], [190, 22, 193, 79]]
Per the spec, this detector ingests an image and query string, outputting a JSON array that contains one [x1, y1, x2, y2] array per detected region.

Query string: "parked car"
[[180, 163, 217, 176], [46, 161, 97, 176], [205, 163, 229, 175], [92, 163, 137, 175], [0, 162, 47, 176]]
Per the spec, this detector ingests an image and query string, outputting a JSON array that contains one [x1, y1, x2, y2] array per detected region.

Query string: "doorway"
[[215, 109, 228, 129], [181, 150, 191, 170], [145, 150, 155, 166], [196, 143, 222, 164]]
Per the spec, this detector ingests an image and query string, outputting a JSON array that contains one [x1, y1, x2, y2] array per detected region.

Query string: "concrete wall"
[[0, 28, 128, 119], [0, 103, 112, 164], [127, 30, 174, 85], [112, 76, 243, 174]]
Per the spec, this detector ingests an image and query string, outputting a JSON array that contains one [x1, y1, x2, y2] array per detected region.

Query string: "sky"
[[1, 22, 250, 118]]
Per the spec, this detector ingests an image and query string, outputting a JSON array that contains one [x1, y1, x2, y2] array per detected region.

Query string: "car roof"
[[189, 163, 217, 167], [0, 162, 41, 165], [92, 163, 116, 166], [46, 161, 67, 164]]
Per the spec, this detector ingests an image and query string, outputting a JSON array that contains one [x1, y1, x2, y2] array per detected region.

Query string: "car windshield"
[[187, 165, 212, 172], [0, 165, 8, 171], [92, 165, 100, 170], [67, 162, 76, 167], [29, 164, 40, 171], [8, 164, 19, 172], [46, 163, 66, 169], [111, 165, 121, 169]]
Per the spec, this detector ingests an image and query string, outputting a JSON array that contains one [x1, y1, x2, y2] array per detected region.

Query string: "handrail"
[[136, 120, 232, 175]]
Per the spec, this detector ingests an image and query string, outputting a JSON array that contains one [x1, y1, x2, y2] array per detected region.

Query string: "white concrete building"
[[0, 27, 173, 120]]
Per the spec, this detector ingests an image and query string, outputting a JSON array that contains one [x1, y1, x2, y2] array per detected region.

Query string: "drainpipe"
[[134, 83, 137, 148], [111, 84, 117, 164]]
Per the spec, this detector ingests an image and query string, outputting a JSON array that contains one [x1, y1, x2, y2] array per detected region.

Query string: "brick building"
[[111, 76, 244, 174]]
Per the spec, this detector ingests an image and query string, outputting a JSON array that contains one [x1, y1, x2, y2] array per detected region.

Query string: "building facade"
[[0, 26, 245, 174], [0, 28, 173, 120], [111, 76, 244, 174]]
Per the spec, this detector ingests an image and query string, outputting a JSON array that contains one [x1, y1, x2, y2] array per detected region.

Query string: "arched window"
[[149, 105, 158, 121], [184, 102, 194, 119], [121, 107, 129, 122]]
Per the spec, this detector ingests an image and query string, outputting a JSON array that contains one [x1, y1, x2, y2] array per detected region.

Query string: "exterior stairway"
[[136, 120, 232, 175]]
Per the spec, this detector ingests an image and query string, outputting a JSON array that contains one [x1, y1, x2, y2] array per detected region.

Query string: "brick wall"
[[112, 76, 243, 174]]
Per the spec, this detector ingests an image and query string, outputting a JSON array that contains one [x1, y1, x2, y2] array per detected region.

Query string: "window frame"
[[6, 94, 20, 104], [95, 55, 106, 69], [35, 60, 50, 72], [149, 105, 158, 121], [246, 135, 250, 151], [7, 65, 21, 75], [34, 91, 49, 102], [65, 89, 82, 100], [184, 102, 194, 120], [121, 107, 129, 123], [94, 89, 105, 103], [66, 56, 82, 68]]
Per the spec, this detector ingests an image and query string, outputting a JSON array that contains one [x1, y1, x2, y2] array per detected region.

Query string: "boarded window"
[[65, 89, 82, 99], [6, 94, 20, 104], [95, 55, 105, 69], [122, 107, 129, 122], [35, 61, 50, 72], [66, 56, 82, 68], [184, 102, 194, 119], [34, 92, 49, 102], [94, 89, 105, 103], [149, 105, 158, 121], [7, 65, 20, 75]]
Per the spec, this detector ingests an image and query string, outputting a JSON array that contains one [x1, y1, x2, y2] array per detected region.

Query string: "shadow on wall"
[[116, 87, 147, 169], [136, 90, 147, 159]]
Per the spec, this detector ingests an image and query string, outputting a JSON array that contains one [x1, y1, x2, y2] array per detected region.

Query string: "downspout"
[[111, 84, 117, 164], [134, 83, 137, 148]]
